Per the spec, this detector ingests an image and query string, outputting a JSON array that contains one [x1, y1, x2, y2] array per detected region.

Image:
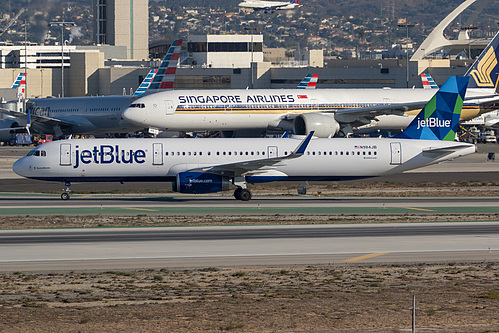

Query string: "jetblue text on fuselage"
[[417, 117, 451, 130], [73, 145, 146, 169], [178, 94, 296, 105]]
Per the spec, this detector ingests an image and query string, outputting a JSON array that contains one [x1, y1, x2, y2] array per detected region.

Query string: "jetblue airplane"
[[123, 32, 499, 138], [13, 76, 475, 201], [1, 39, 182, 139]]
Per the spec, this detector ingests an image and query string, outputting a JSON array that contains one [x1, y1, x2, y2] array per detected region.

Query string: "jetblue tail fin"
[[395, 76, 468, 141], [465, 32, 499, 91], [420, 73, 438, 89], [296, 74, 318, 89], [148, 39, 183, 92]]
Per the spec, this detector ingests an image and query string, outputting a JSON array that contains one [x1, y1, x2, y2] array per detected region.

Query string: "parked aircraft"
[[0, 39, 182, 139], [14, 76, 475, 201], [123, 33, 499, 138], [238, 0, 301, 12]]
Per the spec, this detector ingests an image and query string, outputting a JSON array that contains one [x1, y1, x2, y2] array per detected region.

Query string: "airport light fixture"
[[49, 21, 76, 97], [460, 25, 478, 59], [398, 20, 415, 88], [244, 26, 257, 88]]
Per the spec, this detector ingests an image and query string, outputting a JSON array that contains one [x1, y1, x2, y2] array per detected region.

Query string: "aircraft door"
[[153, 143, 163, 165], [165, 100, 174, 115], [267, 146, 278, 158], [310, 98, 319, 111], [60, 143, 71, 166], [390, 142, 401, 165]]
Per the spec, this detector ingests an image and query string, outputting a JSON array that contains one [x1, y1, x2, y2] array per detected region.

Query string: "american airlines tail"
[[396, 76, 468, 141], [147, 39, 183, 92], [420, 73, 438, 89], [296, 74, 318, 89], [11, 72, 26, 98], [465, 32, 499, 92], [133, 69, 158, 97]]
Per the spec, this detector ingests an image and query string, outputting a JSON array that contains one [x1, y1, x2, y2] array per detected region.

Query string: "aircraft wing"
[[0, 107, 77, 128], [188, 132, 314, 178], [324, 93, 499, 128]]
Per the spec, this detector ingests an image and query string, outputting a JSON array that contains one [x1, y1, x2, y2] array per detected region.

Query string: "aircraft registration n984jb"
[[13, 77, 476, 201]]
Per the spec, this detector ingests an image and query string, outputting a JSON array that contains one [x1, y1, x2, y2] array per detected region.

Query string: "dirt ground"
[[0, 264, 498, 332], [1, 183, 499, 332]]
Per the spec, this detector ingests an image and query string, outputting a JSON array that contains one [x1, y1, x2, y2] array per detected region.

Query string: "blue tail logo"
[[465, 32, 499, 90], [395, 76, 469, 141]]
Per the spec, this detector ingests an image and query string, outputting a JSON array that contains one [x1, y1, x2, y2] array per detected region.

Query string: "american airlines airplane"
[[13, 76, 475, 201], [238, 0, 301, 12], [0, 39, 182, 139], [123, 32, 499, 138]]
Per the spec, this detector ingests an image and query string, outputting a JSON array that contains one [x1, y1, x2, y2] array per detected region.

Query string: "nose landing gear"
[[61, 181, 71, 200]]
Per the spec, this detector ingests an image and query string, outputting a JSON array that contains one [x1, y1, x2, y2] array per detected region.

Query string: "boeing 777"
[[1, 39, 182, 138], [123, 33, 499, 138], [14, 76, 475, 201]]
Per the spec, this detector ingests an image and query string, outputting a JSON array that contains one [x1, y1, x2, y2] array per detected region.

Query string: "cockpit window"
[[130, 103, 146, 108], [27, 149, 46, 157]]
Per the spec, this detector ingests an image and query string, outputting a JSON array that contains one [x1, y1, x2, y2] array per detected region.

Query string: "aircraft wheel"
[[234, 187, 242, 200], [61, 193, 70, 200], [239, 189, 252, 201]]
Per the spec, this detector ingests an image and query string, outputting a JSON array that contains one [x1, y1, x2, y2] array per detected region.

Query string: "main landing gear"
[[233, 187, 252, 201], [61, 181, 71, 200], [233, 177, 252, 201]]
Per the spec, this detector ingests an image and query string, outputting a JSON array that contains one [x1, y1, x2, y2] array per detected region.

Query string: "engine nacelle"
[[293, 113, 340, 138], [173, 172, 232, 194]]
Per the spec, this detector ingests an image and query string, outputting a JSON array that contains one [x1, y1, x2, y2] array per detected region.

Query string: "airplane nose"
[[122, 107, 147, 126], [12, 158, 29, 178]]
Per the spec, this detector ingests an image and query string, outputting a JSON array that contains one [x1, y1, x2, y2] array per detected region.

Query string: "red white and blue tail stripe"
[[421, 73, 438, 89], [11, 72, 26, 98], [296, 74, 318, 89], [148, 39, 183, 92], [133, 69, 158, 97]]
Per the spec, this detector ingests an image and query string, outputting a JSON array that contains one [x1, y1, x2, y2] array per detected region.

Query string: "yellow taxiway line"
[[343, 252, 388, 262]]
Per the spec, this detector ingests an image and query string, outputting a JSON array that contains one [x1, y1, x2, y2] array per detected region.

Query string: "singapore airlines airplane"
[[1, 39, 183, 139], [123, 32, 499, 138], [14, 76, 475, 201], [238, 0, 301, 12]]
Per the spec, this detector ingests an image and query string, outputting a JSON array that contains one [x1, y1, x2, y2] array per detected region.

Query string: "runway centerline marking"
[[122, 207, 159, 212], [400, 207, 436, 212], [343, 252, 388, 262]]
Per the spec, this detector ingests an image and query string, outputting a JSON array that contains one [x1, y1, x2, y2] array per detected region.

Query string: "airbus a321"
[[13, 76, 475, 201], [238, 0, 301, 12]]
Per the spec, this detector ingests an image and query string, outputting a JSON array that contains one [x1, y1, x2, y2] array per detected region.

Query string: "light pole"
[[49, 20, 75, 97], [460, 25, 477, 59], [398, 20, 415, 88], [244, 26, 257, 88]]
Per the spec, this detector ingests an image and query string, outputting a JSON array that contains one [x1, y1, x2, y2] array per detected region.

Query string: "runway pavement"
[[1, 223, 498, 271]]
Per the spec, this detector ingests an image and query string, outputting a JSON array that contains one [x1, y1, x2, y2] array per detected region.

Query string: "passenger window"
[[182, 152, 186, 156], [346, 152, 349, 155], [374, 151, 377, 156]]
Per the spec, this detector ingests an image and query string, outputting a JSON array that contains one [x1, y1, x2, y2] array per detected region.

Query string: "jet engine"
[[293, 113, 340, 138], [172, 172, 232, 194]]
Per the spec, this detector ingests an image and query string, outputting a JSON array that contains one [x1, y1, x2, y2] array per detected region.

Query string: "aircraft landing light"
[[343, 252, 388, 262]]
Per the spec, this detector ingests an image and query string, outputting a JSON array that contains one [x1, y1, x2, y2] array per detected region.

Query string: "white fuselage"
[[122, 88, 491, 133], [13, 137, 475, 184], [238, 0, 299, 10]]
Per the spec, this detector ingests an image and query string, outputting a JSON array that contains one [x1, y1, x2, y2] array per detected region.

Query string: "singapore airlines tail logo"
[[469, 47, 498, 88]]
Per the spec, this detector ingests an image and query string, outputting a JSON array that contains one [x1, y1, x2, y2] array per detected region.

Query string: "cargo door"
[[153, 143, 163, 165], [60, 143, 71, 166], [390, 142, 401, 165]]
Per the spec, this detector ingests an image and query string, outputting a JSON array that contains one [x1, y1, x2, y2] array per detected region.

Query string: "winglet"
[[395, 76, 468, 141], [293, 131, 314, 155], [465, 32, 499, 90]]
